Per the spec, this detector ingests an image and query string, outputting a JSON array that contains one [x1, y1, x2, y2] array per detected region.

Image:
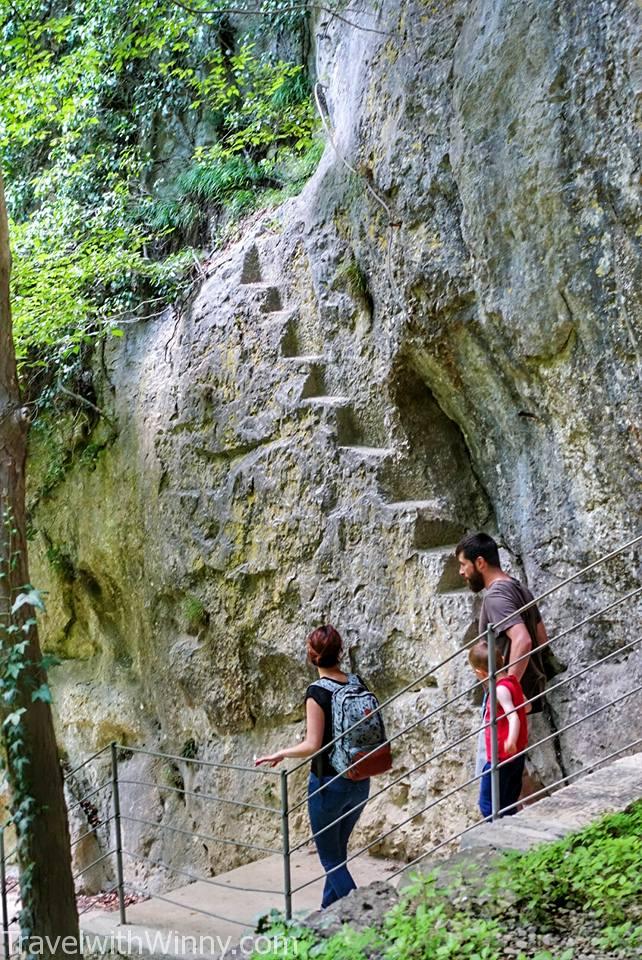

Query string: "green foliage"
[[490, 801, 642, 923], [180, 737, 198, 760], [254, 803, 642, 960], [1, 0, 321, 375], [382, 874, 500, 960], [182, 593, 208, 632], [593, 921, 642, 953], [336, 253, 370, 301], [0, 509, 61, 938], [251, 874, 501, 960], [45, 545, 75, 581]]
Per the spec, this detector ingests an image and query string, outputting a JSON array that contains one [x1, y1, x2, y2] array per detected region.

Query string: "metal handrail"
[[2, 533, 639, 938], [291, 765, 487, 895], [290, 624, 641, 848], [291, 717, 491, 853], [287, 639, 477, 776], [290, 655, 642, 893], [293, 673, 486, 812], [77, 883, 119, 918], [488, 587, 642, 684], [66, 780, 112, 814], [290, 533, 642, 775], [119, 813, 281, 856], [122, 849, 283, 896], [495, 681, 642, 771], [72, 849, 115, 882], [493, 736, 642, 818], [388, 733, 642, 882], [540, 586, 642, 647], [119, 743, 281, 777], [489, 532, 642, 633], [301, 586, 642, 801], [122, 881, 252, 929], [70, 818, 113, 850], [116, 779, 281, 816], [499, 633, 642, 718], [65, 744, 112, 779]]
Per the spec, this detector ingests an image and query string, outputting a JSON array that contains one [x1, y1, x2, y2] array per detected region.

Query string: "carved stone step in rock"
[[242, 283, 283, 313], [437, 587, 472, 598], [414, 545, 462, 593], [416, 543, 459, 557], [281, 354, 326, 365], [280, 316, 301, 357], [299, 364, 327, 400], [383, 502, 465, 551], [266, 309, 298, 323], [240, 244, 262, 284], [339, 446, 396, 459], [299, 395, 351, 408]]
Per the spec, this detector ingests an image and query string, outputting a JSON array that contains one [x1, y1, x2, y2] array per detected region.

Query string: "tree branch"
[[168, 0, 393, 36], [57, 385, 116, 428]]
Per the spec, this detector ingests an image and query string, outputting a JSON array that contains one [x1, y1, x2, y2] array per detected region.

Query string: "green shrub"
[[491, 801, 642, 922]]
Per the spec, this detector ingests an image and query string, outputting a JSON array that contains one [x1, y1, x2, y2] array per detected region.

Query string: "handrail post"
[[486, 625, 501, 821], [0, 828, 9, 960], [280, 770, 292, 921], [110, 742, 127, 925]]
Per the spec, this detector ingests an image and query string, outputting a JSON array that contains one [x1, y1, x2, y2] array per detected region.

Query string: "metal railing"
[[0, 533, 640, 951]]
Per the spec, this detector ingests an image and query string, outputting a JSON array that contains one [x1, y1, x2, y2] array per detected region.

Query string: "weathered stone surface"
[[25, 0, 641, 884], [461, 751, 642, 851]]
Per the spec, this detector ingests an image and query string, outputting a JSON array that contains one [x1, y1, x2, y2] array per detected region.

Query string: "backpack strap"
[[312, 675, 363, 691], [311, 677, 343, 693]]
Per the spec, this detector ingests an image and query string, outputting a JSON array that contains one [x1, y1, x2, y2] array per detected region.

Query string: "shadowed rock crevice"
[[379, 363, 491, 530]]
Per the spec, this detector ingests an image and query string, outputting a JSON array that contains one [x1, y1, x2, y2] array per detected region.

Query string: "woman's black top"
[[304, 675, 365, 778]]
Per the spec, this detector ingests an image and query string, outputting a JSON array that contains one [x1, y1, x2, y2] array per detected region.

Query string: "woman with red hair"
[[255, 624, 371, 908]]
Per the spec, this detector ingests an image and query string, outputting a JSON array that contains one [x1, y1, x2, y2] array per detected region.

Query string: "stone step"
[[282, 354, 326, 365], [239, 244, 262, 284], [299, 364, 327, 401], [241, 283, 283, 313], [416, 543, 459, 557], [383, 502, 465, 551], [415, 545, 463, 593], [384, 499, 443, 512], [265, 309, 297, 323], [299, 395, 351, 408], [339, 445, 396, 459]]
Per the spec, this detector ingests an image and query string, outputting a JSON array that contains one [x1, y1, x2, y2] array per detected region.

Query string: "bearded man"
[[456, 532, 548, 709], [456, 532, 557, 808]]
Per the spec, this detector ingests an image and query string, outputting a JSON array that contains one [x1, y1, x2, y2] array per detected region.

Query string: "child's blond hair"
[[468, 639, 505, 673]]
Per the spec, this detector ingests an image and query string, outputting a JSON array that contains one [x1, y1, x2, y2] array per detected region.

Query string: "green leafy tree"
[[0, 0, 318, 377]]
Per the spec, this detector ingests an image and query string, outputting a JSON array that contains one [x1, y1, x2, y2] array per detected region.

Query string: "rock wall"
[[27, 0, 641, 889]]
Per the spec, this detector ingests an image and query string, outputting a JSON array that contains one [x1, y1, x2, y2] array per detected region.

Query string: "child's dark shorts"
[[479, 755, 525, 819]]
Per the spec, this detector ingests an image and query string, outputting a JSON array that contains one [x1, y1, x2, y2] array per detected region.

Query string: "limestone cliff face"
[[27, 0, 641, 887]]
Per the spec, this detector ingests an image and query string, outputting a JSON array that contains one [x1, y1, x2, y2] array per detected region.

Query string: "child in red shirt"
[[469, 639, 528, 819]]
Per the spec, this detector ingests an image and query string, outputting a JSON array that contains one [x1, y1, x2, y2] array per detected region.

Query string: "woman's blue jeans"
[[307, 772, 370, 909]]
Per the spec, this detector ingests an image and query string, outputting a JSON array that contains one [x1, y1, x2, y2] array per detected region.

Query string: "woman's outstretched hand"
[[254, 752, 285, 767]]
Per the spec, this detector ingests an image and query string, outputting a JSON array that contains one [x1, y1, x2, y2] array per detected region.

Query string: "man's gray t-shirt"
[[479, 577, 547, 711]]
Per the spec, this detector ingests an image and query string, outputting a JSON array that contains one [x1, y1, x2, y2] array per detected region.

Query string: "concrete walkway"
[[78, 752, 642, 957], [80, 848, 401, 958], [461, 751, 642, 852]]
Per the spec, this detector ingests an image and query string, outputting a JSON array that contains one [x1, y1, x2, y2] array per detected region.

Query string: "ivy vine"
[[0, 507, 59, 939]]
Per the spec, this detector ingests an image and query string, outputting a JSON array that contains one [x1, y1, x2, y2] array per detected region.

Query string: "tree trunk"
[[0, 175, 79, 953]]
